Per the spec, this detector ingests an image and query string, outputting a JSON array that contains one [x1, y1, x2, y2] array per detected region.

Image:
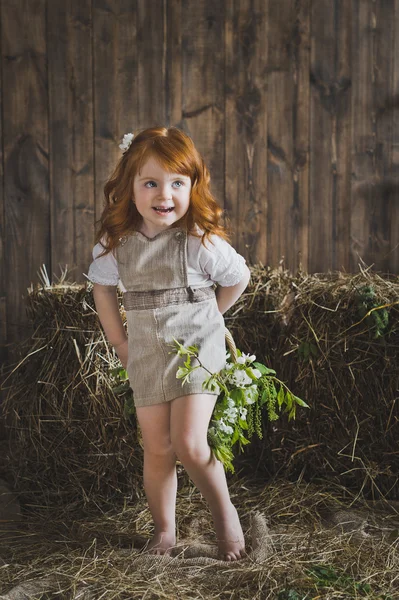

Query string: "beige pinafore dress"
[[115, 226, 227, 407]]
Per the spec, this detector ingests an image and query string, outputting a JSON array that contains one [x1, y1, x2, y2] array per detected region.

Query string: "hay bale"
[[1, 265, 398, 503], [229, 265, 399, 499], [1, 274, 142, 506]]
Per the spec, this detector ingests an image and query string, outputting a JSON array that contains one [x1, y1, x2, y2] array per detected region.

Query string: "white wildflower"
[[239, 407, 247, 419], [249, 367, 262, 379], [119, 132, 134, 151], [245, 384, 258, 404], [224, 406, 239, 423], [218, 419, 234, 435], [227, 398, 235, 408], [229, 370, 253, 387], [236, 353, 256, 364]]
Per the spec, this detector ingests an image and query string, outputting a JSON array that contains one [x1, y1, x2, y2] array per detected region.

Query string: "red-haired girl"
[[86, 126, 250, 561]]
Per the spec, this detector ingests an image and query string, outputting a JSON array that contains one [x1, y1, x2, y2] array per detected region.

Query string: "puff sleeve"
[[84, 239, 120, 287], [199, 235, 249, 287]]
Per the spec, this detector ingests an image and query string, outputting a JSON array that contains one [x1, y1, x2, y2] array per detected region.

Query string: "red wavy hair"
[[94, 126, 232, 257]]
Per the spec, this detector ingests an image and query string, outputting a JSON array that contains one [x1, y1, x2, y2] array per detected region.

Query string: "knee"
[[171, 434, 211, 465], [142, 434, 175, 460]]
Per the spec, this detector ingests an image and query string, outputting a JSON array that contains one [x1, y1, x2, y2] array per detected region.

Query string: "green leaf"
[[231, 427, 240, 445], [277, 386, 285, 407], [176, 366, 189, 379], [230, 388, 245, 403], [110, 366, 129, 380], [112, 383, 130, 394], [187, 344, 199, 354], [238, 433, 251, 451], [253, 362, 276, 375], [244, 367, 259, 381], [294, 395, 309, 408]]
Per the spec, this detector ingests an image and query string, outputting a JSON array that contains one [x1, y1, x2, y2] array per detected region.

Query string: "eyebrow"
[[138, 175, 189, 181]]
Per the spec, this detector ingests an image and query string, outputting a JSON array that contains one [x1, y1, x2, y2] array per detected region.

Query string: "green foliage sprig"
[[170, 338, 308, 473], [356, 284, 390, 339]]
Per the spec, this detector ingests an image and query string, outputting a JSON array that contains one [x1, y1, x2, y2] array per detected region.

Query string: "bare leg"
[[135, 403, 177, 554], [170, 394, 245, 561]]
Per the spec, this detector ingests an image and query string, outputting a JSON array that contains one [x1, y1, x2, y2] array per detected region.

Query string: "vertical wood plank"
[[266, 0, 311, 271], [292, 0, 311, 272], [92, 0, 138, 232], [48, 0, 94, 282], [392, 0, 399, 273], [350, 0, 395, 272], [166, 0, 182, 126], [136, 0, 167, 128], [1, 0, 49, 344], [225, 0, 268, 265], [373, 0, 395, 272], [309, 0, 351, 273], [351, 0, 374, 270], [334, 0, 352, 272], [181, 0, 225, 221], [0, 1, 6, 363]]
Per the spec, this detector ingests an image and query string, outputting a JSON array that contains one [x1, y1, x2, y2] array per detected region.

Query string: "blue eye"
[[173, 181, 183, 188], [145, 181, 156, 188]]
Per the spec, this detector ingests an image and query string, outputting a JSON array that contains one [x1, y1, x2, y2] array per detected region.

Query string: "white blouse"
[[84, 229, 248, 291]]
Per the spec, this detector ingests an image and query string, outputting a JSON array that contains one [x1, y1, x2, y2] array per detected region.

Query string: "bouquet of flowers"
[[171, 330, 308, 473]]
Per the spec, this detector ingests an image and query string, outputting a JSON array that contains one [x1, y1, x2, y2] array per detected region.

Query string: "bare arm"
[[215, 266, 251, 315], [92, 283, 128, 368]]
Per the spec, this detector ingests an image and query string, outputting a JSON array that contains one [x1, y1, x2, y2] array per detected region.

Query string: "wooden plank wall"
[[0, 0, 398, 364]]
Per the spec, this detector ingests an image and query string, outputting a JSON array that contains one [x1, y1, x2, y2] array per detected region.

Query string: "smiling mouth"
[[153, 207, 175, 214]]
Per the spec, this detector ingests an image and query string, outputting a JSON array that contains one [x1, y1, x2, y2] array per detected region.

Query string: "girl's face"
[[133, 156, 191, 237]]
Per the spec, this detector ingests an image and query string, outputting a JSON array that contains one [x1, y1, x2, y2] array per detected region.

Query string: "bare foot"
[[214, 504, 245, 561], [145, 530, 176, 556]]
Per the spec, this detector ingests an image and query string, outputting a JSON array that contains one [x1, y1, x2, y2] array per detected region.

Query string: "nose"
[[158, 184, 172, 200]]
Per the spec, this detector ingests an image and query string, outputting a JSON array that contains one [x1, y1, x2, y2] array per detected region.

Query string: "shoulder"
[[92, 235, 117, 260], [188, 225, 232, 255]]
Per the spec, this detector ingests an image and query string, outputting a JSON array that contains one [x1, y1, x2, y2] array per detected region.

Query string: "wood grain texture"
[[266, 0, 311, 270], [48, 0, 94, 283], [137, 0, 167, 127], [373, 0, 395, 272], [392, 0, 399, 273], [225, 0, 268, 264], [0, 1, 5, 362], [350, 0, 395, 272], [92, 0, 138, 234], [1, 0, 399, 361], [181, 0, 225, 217], [1, 0, 49, 345], [166, 0, 182, 126], [351, 0, 375, 270], [309, 0, 351, 272], [291, 0, 311, 272]]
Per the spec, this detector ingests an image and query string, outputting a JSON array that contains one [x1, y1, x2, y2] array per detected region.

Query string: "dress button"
[[175, 231, 184, 240]]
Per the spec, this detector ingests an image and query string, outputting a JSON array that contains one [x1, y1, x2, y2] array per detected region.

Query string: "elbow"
[[241, 266, 251, 287]]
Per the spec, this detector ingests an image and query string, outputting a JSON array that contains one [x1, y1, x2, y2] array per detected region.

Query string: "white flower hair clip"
[[119, 132, 134, 152]]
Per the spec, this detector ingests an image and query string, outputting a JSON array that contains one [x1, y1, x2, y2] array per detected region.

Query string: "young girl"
[[86, 126, 251, 561]]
